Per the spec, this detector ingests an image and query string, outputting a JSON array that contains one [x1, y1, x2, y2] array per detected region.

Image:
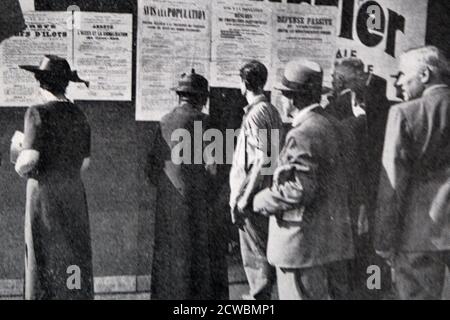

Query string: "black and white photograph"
[[0, 0, 449, 307]]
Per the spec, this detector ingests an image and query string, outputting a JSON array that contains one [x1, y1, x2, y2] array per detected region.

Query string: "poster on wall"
[[272, 3, 337, 89], [0, 11, 72, 107], [271, 3, 337, 120], [71, 12, 133, 101], [0, 11, 133, 106], [136, 0, 211, 121], [333, 0, 428, 100], [210, 0, 272, 88]]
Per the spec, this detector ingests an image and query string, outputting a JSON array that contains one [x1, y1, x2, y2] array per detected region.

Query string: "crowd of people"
[[9, 45, 450, 300], [147, 45, 450, 300]]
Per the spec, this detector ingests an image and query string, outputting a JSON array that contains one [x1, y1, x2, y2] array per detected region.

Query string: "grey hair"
[[334, 57, 366, 83], [334, 57, 365, 73], [402, 46, 449, 79]]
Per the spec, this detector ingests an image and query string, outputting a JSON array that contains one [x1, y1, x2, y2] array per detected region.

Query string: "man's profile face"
[[392, 72, 405, 100], [280, 90, 296, 118], [397, 55, 426, 101]]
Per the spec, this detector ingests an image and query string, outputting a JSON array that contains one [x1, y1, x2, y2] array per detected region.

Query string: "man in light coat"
[[229, 60, 283, 300], [253, 59, 354, 300], [375, 46, 450, 299]]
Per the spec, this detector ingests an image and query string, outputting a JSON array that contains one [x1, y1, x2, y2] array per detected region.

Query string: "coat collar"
[[423, 84, 448, 97], [339, 88, 352, 96], [243, 94, 267, 114], [178, 101, 200, 112]]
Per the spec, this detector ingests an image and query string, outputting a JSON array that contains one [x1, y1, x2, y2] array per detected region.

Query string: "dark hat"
[[275, 59, 323, 92], [172, 69, 208, 95], [19, 55, 89, 87]]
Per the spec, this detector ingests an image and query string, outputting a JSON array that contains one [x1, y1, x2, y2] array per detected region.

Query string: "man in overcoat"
[[146, 70, 228, 299], [326, 58, 392, 299], [375, 46, 450, 299], [253, 59, 354, 300]]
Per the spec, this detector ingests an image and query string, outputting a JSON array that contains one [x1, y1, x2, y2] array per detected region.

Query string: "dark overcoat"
[[23, 101, 93, 300], [147, 102, 228, 300]]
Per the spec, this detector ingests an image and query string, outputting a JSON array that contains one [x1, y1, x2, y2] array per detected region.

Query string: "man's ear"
[[420, 67, 431, 84]]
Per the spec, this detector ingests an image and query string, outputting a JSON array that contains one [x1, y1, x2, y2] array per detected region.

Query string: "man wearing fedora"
[[146, 70, 228, 299], [253, 59, 354, 300]]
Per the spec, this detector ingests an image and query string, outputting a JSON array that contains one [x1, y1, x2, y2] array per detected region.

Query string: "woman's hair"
[[35, 72, 69, 95]]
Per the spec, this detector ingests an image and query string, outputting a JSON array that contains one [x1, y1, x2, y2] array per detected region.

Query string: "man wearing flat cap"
[[146, 70, 228, 299], [253, 59, 354, 299]]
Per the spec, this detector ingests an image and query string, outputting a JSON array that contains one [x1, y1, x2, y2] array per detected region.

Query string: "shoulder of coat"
[[395, 99, 420, 111]]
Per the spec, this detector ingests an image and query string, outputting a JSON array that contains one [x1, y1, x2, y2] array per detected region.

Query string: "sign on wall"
[[334, 0, 428, 99], [0, 11, 133, 106], [210, 0, 272, 89], [272, 3, 337, 87], [0, 11, 72, 107], [72, 12, 133, 101], [136, 0, 211, 121]]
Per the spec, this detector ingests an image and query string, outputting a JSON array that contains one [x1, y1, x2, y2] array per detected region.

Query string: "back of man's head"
[[335, 58, 365, 75], [333, 58, 366, 92], [240, 60, 268, 92]]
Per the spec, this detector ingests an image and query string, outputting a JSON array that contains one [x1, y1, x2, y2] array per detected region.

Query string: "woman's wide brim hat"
[[19, 55, 89, 87]]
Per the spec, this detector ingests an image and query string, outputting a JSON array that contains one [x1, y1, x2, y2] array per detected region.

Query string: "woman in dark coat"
[[15, 55, 93, 300], [147, 70, 229, 300]]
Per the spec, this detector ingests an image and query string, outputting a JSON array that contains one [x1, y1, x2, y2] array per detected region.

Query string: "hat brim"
[[172, 87, 209, 96], [274, 81, 295, 92], [274, 82, 330, 94], [19, 65, 44, 73]]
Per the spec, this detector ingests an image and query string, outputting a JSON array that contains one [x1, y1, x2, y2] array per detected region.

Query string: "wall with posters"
[[0, 0, 448, 295], [135, 0, 431, 121]]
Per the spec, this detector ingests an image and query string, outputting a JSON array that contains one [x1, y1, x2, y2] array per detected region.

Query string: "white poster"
[[271, 3, 337, 120], [210, 0, 272, 88], [136, 0, 211, 121], [0, 11, 133, 106], [334, 0, 428, 99], [0, 11, 72, 107], [272, 3, 337, 89], [72, 12, 133, 101]]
